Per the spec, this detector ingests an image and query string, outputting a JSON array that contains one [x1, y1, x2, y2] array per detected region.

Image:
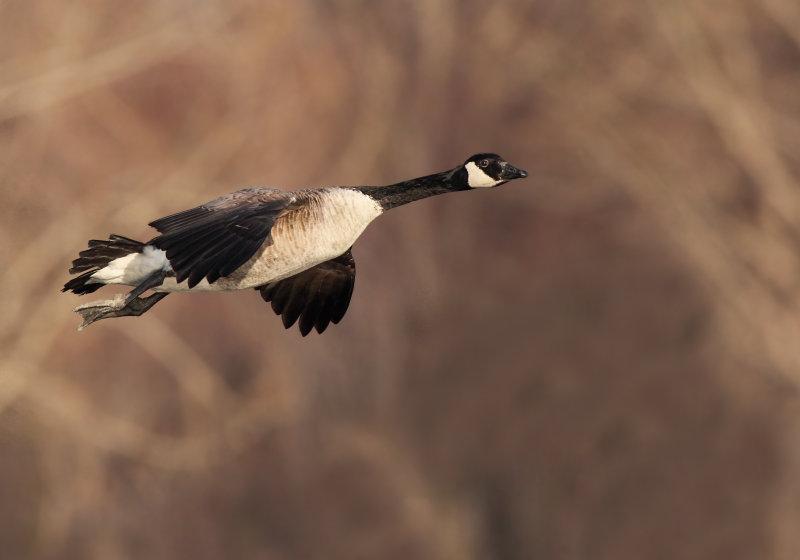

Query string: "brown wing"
[[149, 187, 295, 288], [257, 249, 356, 336]]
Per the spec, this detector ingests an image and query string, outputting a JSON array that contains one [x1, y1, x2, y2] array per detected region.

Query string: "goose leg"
[[73, 270, 168, 330]]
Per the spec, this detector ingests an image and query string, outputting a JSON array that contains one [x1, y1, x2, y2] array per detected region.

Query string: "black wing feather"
[[149, 187, 294, 288], [297, 273, 327, 336], [257, 249, 356, 336], [150, 205, 219, 233], [330, 271, 355, 324], [283, 275, 312, 329]]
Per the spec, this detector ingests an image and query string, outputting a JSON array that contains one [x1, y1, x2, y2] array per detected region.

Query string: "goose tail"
[[63, 235, 146, 295]]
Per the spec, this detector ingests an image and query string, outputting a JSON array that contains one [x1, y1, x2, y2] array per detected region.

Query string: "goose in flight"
[[63, 153, 528, 335]]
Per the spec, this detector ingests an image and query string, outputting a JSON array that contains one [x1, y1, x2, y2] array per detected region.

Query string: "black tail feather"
[[63, 270, 105, 294], [69, 235, 144, 273], [63, 234, 144, 294]]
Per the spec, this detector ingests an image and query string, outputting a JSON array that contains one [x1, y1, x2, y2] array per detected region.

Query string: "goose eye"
[[479, 159, 489, 168]]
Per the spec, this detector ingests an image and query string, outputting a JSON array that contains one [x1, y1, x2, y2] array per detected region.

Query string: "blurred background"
[[1, 0, 800, 558]]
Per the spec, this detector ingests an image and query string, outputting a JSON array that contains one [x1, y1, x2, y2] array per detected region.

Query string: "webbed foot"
[[73, 292, 168, 330]]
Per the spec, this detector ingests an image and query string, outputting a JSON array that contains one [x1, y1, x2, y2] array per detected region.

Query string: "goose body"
[[102, 188, 382, 293], [64, 153, 528, 334]]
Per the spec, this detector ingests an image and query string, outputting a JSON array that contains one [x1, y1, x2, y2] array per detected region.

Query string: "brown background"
[[2, 1, 800, 558]]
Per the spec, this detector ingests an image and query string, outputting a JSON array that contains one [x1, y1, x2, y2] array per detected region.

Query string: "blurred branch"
[[763, 0, 800, 49], [651, 1, 800, 227]]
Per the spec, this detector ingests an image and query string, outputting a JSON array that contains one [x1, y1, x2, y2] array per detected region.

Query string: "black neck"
[[352, 168, 468, 211]]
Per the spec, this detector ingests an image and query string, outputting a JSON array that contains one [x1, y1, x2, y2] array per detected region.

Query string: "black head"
[[451, 153, 528, 188]]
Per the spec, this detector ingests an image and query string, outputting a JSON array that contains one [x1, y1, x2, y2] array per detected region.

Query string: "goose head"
[[452, 153, 528, 188]]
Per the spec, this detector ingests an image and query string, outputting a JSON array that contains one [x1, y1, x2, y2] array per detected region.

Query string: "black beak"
[[501, 163, 528, 181]]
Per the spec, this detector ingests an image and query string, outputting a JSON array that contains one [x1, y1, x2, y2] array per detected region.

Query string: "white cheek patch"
[[465, 161, 500, 188]]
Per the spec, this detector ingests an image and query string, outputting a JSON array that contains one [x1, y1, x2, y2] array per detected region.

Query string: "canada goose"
[[63, 153, 528, 335]]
